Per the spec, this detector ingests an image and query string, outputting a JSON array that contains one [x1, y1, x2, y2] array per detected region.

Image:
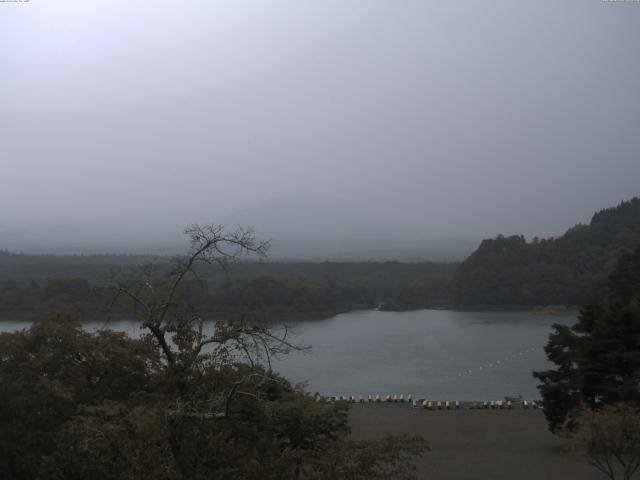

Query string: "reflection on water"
[[0, 309, 576, 400]]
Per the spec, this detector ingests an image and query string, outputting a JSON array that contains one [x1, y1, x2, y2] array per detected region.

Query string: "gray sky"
[[1, 0, 639, 248]]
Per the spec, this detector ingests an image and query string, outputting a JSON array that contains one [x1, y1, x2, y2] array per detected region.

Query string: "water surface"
[[274, 309, 575, 400], [1, 309, 575, 400]]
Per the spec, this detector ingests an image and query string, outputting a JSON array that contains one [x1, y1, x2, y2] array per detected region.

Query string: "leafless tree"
[[107, 224, 303, 404], [571, 406, 640, 480]]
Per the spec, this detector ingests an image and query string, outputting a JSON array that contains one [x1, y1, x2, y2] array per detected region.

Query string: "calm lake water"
[[0, 309, 576, 400]]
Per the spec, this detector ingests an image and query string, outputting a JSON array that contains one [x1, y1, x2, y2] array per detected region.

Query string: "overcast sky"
[[1, 0, 639, 245]]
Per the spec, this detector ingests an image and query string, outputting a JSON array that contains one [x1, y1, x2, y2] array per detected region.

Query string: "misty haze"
[[1, 2, 639, 480]]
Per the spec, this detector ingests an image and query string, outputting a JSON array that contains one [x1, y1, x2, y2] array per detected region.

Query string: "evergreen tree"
[[454, 198, 640, 307], [534, 246, 640, 433]]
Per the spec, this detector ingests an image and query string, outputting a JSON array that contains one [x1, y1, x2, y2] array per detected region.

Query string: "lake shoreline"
[[0, 304, 580, 323], [0, 307, 371, 324]]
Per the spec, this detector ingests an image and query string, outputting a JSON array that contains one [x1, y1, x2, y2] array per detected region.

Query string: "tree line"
[[0, 257, 456, 320], [1, 197, 638, 316], [0, 275, 374, 321]]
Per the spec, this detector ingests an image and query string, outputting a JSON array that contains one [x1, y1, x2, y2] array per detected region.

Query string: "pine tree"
[[534, 246, 640, 433]]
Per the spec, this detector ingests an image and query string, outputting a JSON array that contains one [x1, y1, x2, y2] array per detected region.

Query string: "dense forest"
[[0, 275, 374, 321], [0, 250, 155, 280], [0, 198, 638, 317], [452, 198, 640, 307], [0, 256, 456, 320]]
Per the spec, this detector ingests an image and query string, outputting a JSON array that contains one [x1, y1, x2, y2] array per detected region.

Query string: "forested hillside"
[[2, 198, 637, 315], [0, 276, 375, 321], [452, 198, 640, 306], [0, 257, 456, 320]]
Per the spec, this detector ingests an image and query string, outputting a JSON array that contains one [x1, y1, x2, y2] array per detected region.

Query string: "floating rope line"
[[455, 347, 542, 378]]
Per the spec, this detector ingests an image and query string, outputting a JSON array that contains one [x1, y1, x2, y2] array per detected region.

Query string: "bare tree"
[[107, 224, 301, 402], [571, 406, 640, 480]]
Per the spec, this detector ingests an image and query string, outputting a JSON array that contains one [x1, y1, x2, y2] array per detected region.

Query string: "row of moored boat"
[[317, 395, 542, 409]]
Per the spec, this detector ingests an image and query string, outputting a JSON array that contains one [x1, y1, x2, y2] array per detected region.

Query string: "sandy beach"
[[349, 403, 603, 480]]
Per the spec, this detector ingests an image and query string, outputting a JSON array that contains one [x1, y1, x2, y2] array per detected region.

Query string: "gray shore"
[[348, 403, 602, 480]]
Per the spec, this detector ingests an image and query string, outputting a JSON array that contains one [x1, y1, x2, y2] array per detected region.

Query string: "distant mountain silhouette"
[[0, 195, 476, 261], [220, 194, 403, 238], [219, 195, 476, 261]]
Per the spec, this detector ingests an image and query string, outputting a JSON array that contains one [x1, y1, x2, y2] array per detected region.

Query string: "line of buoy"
[[455, 347, 542, 378]]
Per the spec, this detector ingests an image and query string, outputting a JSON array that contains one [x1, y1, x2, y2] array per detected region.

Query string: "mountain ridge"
[[451, 197, 640, 306]]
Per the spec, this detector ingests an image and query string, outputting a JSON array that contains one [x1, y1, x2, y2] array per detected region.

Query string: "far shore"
[[0, 307, 368, 324], [0, 304, 580, 324]]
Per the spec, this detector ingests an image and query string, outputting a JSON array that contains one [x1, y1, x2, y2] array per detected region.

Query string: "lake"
[[0, 309, 575, 400]]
